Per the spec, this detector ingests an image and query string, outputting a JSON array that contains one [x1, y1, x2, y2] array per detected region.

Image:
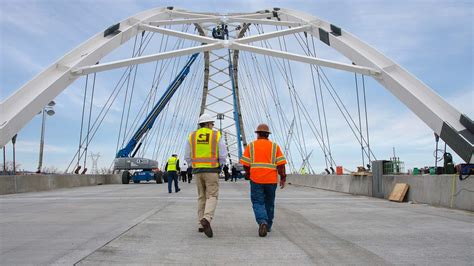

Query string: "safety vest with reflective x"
[[240, 139, 287, 184], [189, 127, 221, 168]]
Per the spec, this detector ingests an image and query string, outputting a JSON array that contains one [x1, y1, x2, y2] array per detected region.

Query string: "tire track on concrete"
[[278, 207, 390, 265]]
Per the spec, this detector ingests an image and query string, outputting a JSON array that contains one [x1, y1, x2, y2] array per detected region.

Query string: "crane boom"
[[116, 53, 199, 158]]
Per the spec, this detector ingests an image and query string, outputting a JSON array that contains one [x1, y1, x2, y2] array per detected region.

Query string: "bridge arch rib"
[[0, 7, 472, 163]]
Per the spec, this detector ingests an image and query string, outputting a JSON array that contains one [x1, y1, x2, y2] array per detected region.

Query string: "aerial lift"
[[114, 53, 199, 184]]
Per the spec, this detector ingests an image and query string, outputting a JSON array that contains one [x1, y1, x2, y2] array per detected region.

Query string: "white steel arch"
[[0, 7, 472, 163]]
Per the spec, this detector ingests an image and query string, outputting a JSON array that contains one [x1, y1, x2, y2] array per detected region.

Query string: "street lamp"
[[216, 113, 224, 133], [12, 135, 17, 175], [37, 101, 55, 173]]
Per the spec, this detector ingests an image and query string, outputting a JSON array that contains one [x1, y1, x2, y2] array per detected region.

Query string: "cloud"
[[1, 44, 44, 73], [15, 140, 70, 154]]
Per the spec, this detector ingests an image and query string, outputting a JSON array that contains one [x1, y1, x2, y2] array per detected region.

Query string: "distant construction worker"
[[300, 167, 306, 175], [231, 165, 238, 182], [165, 154, 181, 193], [180, 162, 188, 182], [185, 113, 227, 238], [187, 166, 192, 183], [240, 123, 287, 237], [223, 164, 230, 181]]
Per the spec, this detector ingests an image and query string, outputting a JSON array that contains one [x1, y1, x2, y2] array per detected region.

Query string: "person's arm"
[[277, 164, 287, 188], [218, 136, 227, 167], [164, 162, 168, 172], [275, 144, 287, 189], [184, 138, 192, 165], [243, 165, 250, 179], [176, 159, 180, 172], [240, 144, 251, 180]]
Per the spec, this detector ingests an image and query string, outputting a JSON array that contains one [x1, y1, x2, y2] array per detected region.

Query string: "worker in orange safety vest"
[[240, 123, 287, 237]]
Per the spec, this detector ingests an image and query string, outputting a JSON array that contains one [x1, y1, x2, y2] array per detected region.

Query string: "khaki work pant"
[[195, 172, 219, 226]]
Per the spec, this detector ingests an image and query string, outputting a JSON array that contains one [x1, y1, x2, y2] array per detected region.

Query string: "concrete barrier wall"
[[287, 174, 373, 196], [287, 174, 473, 211], [0, 174, 121, 195], [380, 174, 473, 211]]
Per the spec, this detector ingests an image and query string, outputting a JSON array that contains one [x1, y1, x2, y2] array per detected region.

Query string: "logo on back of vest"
[[197, 133, 210, 144]]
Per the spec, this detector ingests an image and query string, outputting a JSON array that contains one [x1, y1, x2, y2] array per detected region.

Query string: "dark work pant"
[[250, 181, 277, 230], [167, 171, 179, 193], [187, 172, 192, 183]]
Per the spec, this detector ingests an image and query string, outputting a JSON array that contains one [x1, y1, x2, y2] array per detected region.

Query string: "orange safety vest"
[[240, 139, 286, 184], [189, 127, 221, 168]]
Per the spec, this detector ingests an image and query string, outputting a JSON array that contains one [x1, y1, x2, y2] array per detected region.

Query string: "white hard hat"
[[198, 113, 215, 124]]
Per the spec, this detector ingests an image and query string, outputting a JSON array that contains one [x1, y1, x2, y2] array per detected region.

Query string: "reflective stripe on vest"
[[248, 141, 279, 183], [249, 142, 277, 169], [167, 157, 178, 171], [189, 128, 220, 168]]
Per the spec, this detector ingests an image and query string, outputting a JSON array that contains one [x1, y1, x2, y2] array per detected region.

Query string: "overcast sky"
[[1, 0, 473, 173]]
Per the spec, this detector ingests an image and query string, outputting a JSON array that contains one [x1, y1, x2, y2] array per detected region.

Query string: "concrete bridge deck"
[[0, 181, 472, 265]]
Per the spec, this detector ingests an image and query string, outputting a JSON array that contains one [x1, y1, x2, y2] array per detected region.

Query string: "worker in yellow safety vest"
[[165, 154, 181, 193], [240, 123, 287, 237], [184, 113, 227, 238]]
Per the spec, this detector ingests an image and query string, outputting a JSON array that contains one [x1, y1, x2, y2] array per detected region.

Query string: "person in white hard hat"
[[184, 113, 227, 238]]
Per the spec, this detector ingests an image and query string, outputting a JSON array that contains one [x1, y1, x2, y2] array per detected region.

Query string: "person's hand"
[[280, 179, 286, 189]]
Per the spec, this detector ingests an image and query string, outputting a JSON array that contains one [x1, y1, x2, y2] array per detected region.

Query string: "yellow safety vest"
[[189, 128, 221, 168], [166, 157, 178, 171]]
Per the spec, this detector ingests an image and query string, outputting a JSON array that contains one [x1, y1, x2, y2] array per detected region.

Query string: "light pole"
[[216, 113, 224, 133], [2, 146, 6, 175], [37, 101, 55, 173], [12, 135, 17, 175]]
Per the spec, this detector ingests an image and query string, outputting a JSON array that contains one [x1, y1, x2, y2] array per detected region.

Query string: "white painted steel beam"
[[227, 17, 302, 27], [72, 43, 221, 76], [149, 17, 220, 26], [168, 9, 220, 19], [231, 43, 380, 76], [228, 12, 273, 20], [235, 25, 310, 44], [139, 24, 218, 44]]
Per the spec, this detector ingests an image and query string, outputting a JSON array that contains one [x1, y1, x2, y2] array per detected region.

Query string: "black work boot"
[[200, 218, 213, 238], [259, 223, 267, 237]]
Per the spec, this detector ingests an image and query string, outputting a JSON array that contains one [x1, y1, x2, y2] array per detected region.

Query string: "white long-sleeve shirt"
[[184, 130, 227, 167]]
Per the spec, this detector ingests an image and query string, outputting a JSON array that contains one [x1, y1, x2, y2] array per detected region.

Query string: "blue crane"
[[114, 53, 199, 184]]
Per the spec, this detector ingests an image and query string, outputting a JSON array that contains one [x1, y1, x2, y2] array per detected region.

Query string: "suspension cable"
[[293, 32, 376, 160], [66, 30, 155, 172], [77, 74, 89, 167], [362, 75, 372, 164], [252, 25, 335, 171], [83, 72, 96, 170], [116, 34, 139, 153], [355, 73, 365, 167]]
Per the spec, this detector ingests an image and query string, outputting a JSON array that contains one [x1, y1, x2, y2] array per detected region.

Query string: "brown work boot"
[[259, 223, 267, 237], [200, 218, 213, 238]]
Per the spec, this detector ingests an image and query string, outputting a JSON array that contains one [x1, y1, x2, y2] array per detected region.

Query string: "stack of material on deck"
[[388, 183, 409, 202]]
